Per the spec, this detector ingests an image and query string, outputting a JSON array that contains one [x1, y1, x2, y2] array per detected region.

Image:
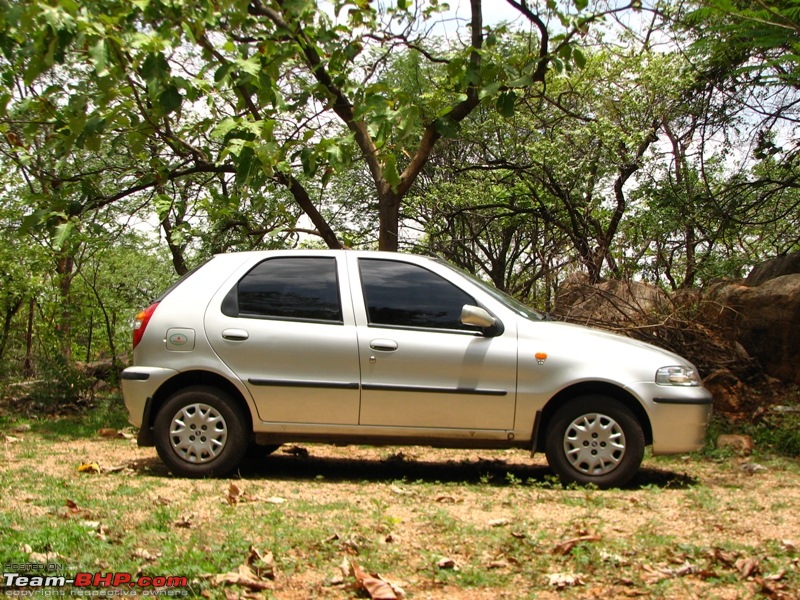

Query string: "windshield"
[[437, 260, 544, 321]]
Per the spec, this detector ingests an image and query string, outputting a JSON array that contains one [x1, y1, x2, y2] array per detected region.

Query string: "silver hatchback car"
[[122, 250, 712, 488]]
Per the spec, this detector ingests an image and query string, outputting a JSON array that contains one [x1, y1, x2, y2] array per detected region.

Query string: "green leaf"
[[325, 141, 346, 168], [53, 220, 76, 251], [465, 61, 481, 85], [507, 74, 533, 88], [300, 148, 317, 177], [479, 82, 502, 100], [235, 145, 257, 186], [153, 194, 173, 220], [235, 56, 261, 77], [141, 52, 170, 83], [19, 210, 49, 235], [573, 47, 587, 69], [158, 85, 182, 114], [88, 39, 109, 77], [214, 63, 232, 83], [383, 154, 401, 189], [212, 117, 238, 140], [434, 116, 461, 138], [0, 93, 10, 117], [495, 91, 517, 118]]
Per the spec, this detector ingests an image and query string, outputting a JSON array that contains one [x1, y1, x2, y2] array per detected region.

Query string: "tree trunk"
[[378, 192, 402, 252], [0, 297, 23, 363], [54, 253, 75, 360], [24, 297, 35, 378]]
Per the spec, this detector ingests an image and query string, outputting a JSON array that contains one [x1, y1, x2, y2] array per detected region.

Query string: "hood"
[[517, 319, 694, 374]]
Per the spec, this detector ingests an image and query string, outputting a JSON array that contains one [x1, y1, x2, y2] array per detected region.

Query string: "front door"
[[351, 257, 517, 431]]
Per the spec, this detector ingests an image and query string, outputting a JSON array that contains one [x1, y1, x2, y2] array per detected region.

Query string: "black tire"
[[154, 386, 249, 478], [544, 396, 645, 489]]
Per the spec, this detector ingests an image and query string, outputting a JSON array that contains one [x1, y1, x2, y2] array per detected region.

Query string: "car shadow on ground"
[[128, 450, 698, 490]]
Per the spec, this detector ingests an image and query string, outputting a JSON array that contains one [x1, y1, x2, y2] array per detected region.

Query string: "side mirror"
[[461, 305, 504, 337]]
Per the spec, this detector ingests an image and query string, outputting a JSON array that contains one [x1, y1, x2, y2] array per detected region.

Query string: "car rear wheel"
[[154, 386, 248, 478], [544, 396, 644, 489]]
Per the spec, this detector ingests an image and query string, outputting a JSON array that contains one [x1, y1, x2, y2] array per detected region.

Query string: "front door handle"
[[222, 328, 249, 341], [370, 339, 398, 352]]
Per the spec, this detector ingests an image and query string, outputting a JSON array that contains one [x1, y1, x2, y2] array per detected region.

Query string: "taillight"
[[133, 302, 160, 349]]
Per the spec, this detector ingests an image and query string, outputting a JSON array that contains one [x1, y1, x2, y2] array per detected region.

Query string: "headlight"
[[656, 366, 700, 386]]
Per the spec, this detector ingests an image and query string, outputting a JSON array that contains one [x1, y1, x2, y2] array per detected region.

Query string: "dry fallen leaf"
[[433, 494, 457, 504], [763, 569, 787, 582], [735, 557, 760, 579], [642, 561, 697, 584], [225, 483, 264, 504], [546, 572, 585, 589], [245, 546, 275, 581], [77, 462, 101, 474], [87, 523, 112, 542], [213, 565, 272, 592], [226, 483, 243, 504], [207, 546, 277, 592], [98, 428, 119, 438], [389, 485, 415, 496], [132, 548, 162, 562], [709, 547, 738, 567], [552, 534, 601, 556], [174, 514, 194, 529], [29, 551, 64, 564], [104, 464, 131, 474], [351, 560, 404, 600], [488, 518, 511, 527], [339, 556, 352, 577]]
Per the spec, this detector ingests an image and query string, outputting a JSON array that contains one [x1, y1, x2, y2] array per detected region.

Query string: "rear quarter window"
[[225, 257, 343, 323]]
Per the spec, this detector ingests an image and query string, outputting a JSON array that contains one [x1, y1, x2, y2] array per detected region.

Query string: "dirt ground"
[[3, 432, 800, 599]]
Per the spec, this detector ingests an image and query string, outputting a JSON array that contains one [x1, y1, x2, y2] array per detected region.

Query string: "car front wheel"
[[544, 396, 645, 489], [154, 386, 248, 478]]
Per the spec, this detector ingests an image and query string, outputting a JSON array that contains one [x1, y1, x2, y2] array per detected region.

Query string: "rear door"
[[350, 256, 518, 431], [205, 255, 361, 425]]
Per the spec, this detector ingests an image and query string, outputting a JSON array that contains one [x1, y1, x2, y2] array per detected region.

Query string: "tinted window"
[[236, 257, 342, 322], [359, 259, 476, 330]]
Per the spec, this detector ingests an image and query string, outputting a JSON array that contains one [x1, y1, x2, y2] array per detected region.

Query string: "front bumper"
[[628, 383, 714, 454]]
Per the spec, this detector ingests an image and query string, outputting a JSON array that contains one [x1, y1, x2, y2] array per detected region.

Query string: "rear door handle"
[[222, 328, 249, 341], [370, 339, 398, 352]]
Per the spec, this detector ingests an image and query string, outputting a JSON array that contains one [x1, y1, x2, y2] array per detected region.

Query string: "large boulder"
[[745, 251, 800, 286], [553, 258, 800, 415], [555, 274, 669, 324], [709, 274, 800, 384], [554, 275, 749, 378]]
